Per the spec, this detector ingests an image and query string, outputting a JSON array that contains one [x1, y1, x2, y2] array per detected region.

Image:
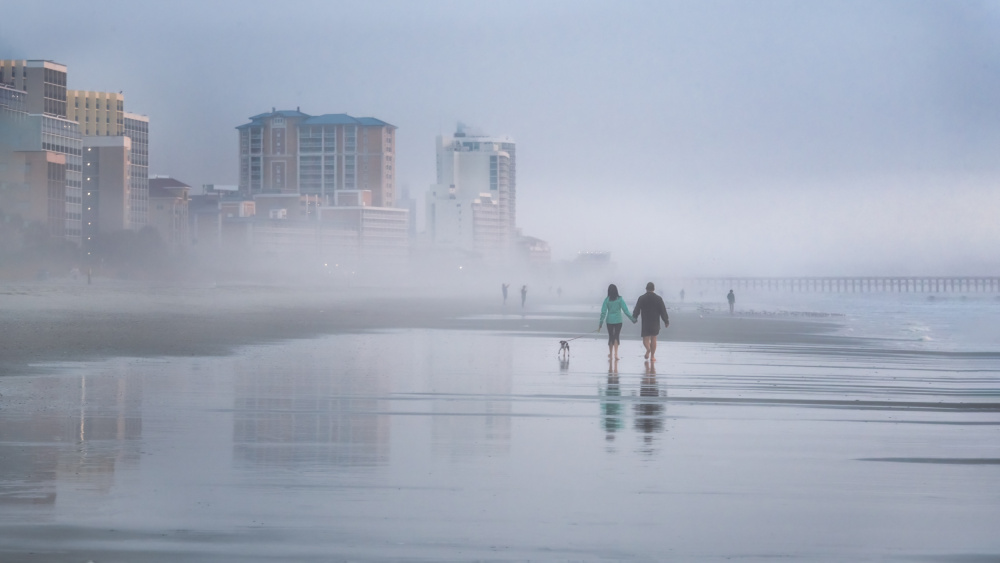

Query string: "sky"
[[3, 0, 999, 276]]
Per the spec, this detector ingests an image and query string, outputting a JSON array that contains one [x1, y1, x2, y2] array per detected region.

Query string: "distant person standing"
[[727, 289, 736, 314], [679, 289, 685, 302], [598, 284, 635, 360], [633, 282, 670, 361], [502, 283, 510, 305], [520, 285, 527, 308]]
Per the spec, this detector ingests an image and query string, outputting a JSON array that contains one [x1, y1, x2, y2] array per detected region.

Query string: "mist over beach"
[[2, 1, 1000, 561]]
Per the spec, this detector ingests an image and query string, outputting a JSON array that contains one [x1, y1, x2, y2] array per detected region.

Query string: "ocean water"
[[0, 292, 998, 561], [667, 290, 1000, 352]]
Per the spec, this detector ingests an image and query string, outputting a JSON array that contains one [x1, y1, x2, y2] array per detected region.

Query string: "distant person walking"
[[520, 285, 527, 308], [599, 284, 635, 360], [727, 289, 735, 314], [633, 282, 670, 361], [502, 283, 510, 305]]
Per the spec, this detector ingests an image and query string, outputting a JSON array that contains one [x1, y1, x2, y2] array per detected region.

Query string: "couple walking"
[[598, 282, 670, 361]]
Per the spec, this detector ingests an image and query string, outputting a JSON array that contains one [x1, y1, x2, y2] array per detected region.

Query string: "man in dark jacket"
[[633, 282, 670, 361]]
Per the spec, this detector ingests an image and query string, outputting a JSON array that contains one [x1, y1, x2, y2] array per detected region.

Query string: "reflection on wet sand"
[[600, 360, 623, 446], [599, 359, 668, 455], [634, 361, 666, 454], [428, 333, 513, 459], [0, 366, 142, 510], [2, 324, 999, 561], [232, 343, 390, 468]]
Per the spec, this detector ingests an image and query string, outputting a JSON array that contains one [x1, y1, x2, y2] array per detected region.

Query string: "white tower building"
[[425, 124, 516, 257]]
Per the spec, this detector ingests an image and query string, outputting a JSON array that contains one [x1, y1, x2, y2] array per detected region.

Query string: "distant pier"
[[689, 277, 1000, 293]]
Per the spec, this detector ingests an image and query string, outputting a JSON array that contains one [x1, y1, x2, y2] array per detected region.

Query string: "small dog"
[[559, 340, 570, 358]]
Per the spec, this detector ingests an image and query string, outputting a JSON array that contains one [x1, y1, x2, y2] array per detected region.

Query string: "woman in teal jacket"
[[599, 284, 635, 360]]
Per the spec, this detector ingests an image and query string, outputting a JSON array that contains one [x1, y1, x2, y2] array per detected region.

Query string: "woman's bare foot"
[[644, 351, 650, 359]]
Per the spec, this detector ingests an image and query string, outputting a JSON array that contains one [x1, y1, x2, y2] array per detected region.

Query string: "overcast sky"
[[3, 0, 999, 275]]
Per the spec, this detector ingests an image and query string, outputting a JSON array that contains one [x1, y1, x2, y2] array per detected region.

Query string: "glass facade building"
[[124, 113, 149, 229]]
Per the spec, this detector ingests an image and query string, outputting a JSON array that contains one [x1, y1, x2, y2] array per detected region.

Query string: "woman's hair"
[[607, 284, 619, 300]]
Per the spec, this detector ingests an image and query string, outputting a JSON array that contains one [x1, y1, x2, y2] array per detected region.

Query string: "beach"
[[1, 281, 998, 561]]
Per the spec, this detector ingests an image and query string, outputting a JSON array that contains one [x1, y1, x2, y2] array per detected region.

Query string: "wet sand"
[[0, 281, 849, 376], [1, 282, 998, 561]]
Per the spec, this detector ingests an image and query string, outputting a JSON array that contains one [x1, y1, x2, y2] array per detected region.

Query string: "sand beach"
[[0, 280, 998, 561]]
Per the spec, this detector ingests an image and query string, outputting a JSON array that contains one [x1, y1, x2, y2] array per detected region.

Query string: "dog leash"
[[562, 328, 601, 343]]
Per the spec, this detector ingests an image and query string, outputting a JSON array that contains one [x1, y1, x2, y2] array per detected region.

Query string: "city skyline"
[[3, 1, 999, 275]]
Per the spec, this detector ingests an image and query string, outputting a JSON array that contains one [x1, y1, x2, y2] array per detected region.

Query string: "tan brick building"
[[237, 110, 396, 208]]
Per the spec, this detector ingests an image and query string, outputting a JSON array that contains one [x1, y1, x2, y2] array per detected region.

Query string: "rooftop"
[[149, 177, 191, 190], [149, 184, 188, 199], [237, 110, 395, 129]]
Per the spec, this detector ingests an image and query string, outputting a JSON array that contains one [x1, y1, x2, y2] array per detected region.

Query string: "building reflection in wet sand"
[[0, 364, 142, 510], [230, 331, 515, 469], [232, 339, 391, 468], [426, 332, 512, 460]]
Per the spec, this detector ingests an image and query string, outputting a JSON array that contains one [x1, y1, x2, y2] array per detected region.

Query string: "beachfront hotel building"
[[65, 90, 150, 232], [0, 61, 83, 245], [0, 59, 68, 117], [0, 60, 153, 250], [65, 90, 124, 137], [123, 112, 149, 229], [236, 109, 397, 208], [425, 125, 516, 257], [232, 109, 408, 258], [82, 136, 132, 258], [148, 177, 190, 249]]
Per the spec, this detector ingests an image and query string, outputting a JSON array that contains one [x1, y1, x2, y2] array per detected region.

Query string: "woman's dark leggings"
[[607, 323, 623, 345]]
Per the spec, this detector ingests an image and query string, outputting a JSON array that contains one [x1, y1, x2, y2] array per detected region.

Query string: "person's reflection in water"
[[634, 360, 665, 455], [600, 359, 623, 451]]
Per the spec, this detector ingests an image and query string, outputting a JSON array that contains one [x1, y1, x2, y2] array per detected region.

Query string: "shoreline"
[[0, 281, 862, 376]]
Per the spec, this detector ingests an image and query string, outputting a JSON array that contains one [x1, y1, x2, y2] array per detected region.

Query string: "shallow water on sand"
[[1, 325, 999, 561]]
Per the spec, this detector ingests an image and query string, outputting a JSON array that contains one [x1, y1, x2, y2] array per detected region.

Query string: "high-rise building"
[[123, 112, 149, 229], [82, 136, 132, 257], [0, 148, 67, 239], [425, 125, 516, 256], [0, 60, 82, 245], [64, 91, 148, 232], [237, 110, 396, 207], [66, 91, 123, 137], [0, 82, 26, 113], [148, 177, 189, 248], [0, 60, 67, 118]]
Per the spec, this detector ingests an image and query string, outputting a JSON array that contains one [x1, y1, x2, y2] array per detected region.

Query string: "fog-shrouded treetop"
[[3, 0, 999, 276]]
